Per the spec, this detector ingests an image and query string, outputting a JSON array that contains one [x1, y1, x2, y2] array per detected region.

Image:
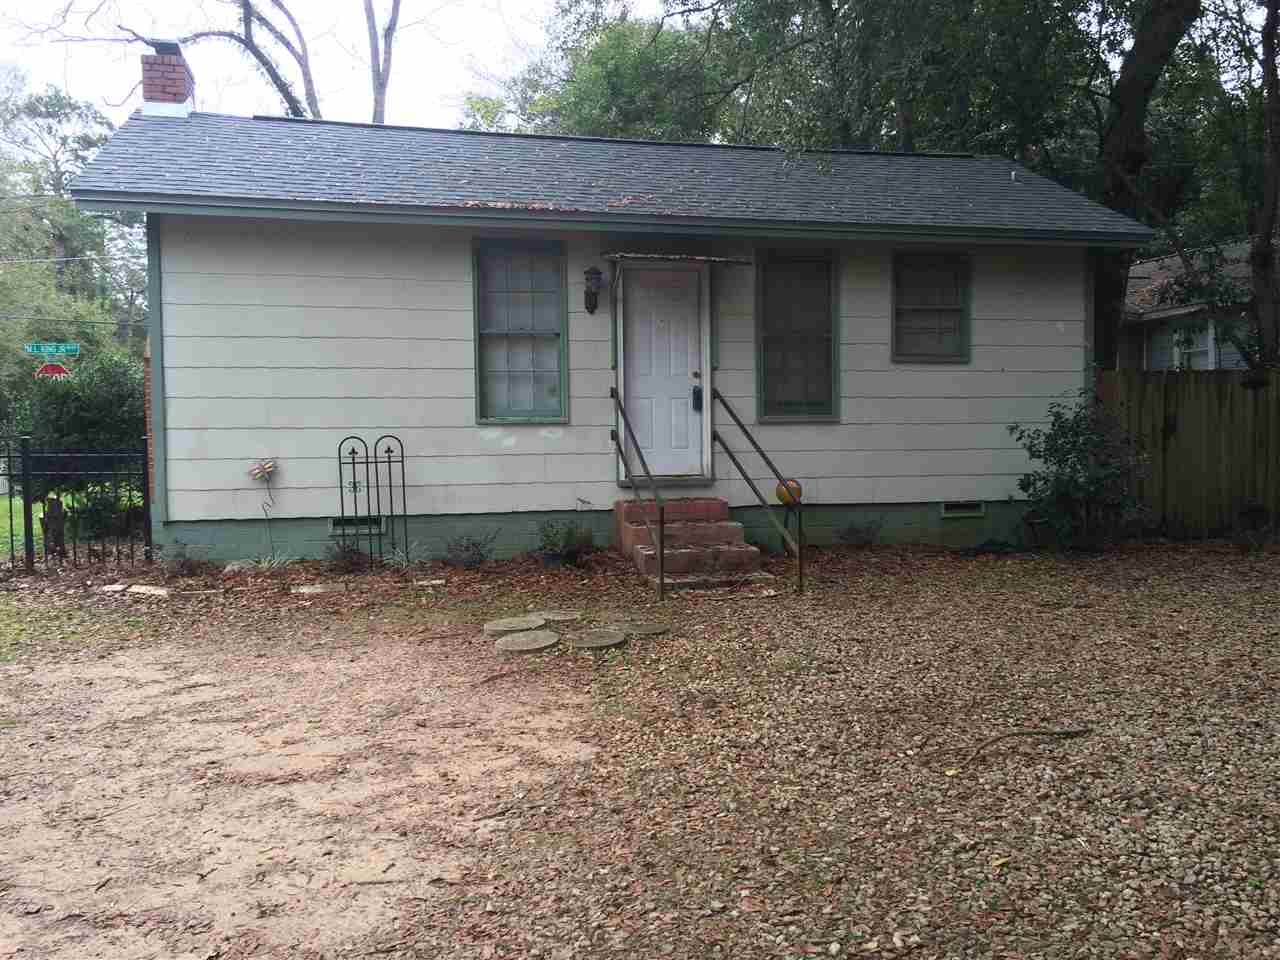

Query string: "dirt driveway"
[[0, 593, 596, 959]]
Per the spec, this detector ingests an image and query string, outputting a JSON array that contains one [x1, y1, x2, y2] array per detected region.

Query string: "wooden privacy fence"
[[1100, 370, 1280, 538]]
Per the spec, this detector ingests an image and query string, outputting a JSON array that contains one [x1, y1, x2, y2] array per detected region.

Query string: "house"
[[71, 49, 1152, 566], [1123, 243, 1252, 370]]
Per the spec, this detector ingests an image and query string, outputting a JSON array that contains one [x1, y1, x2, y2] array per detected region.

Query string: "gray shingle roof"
[[72, 112, 1151, 243], [1127, 241, 1252, 315]]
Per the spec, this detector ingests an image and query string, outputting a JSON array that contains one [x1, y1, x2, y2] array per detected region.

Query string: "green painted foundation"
[[155, 510, 619, 563], [731, 500, 1026, 554], [155, 501, 1027, 563]]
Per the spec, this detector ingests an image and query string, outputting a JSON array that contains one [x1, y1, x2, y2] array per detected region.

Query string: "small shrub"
[[251, 554, 296, 572], [160, 541, 215, 580], [325, 539, 369, 573], [444, 530, 499, 569], [536, 519, 595, 566], [1009, 389, 1148, 550], [838, 516, 883, 548], [382, 540, 424, 570]]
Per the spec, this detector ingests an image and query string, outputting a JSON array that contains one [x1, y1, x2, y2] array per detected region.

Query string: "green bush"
[[26, 352, 145, 451], [536, 519, 594, 565], [1009, 390, 1148, 550], [445, 531, 499, 569], [12, 353, 147, 501]]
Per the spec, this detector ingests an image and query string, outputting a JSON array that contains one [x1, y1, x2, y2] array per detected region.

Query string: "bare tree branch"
[[118, 23, 309, 118], [363, 0, 402, 124], [266, 0, 321, 118]]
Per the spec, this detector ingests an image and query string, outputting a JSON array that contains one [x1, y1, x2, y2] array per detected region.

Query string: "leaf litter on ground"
[[1, 542, 1277, 959]]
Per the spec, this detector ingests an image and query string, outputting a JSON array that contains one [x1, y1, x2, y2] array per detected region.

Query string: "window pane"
[[1148, 326, 1176, 370], [533, 372, 560, 413], [506, 334, 533, 372], [507, 371, 534, 412], [477, 245, 565, 420], [1184, 349, 1211, 370], [508, 255, 532, 292], [761, 257, 834, 417], [896, 255, 964, 308], [532, 291, 560, 332], [483, 372, 509, 416], [481, 255, 507, 292], [894, 254, 968, 361], [479, 290, 506, 333], [479, 335, 507, 371], [530, 255, 559, 291], [533, 336, 559, 371]]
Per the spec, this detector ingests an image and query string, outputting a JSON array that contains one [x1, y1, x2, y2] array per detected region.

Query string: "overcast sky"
[[0, 0, 594, 128]]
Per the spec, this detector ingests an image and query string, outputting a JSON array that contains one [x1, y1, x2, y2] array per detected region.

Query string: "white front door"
[[623, 267, 704, 477]]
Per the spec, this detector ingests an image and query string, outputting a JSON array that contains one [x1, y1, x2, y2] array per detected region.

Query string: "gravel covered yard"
[[1, 543, 1278, 958]]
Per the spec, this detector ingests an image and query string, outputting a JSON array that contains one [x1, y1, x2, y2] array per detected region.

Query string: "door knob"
[[692, 384, 703, 412]]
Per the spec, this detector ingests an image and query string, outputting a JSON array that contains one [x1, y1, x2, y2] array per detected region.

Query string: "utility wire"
[[1, 315, 148, 326], [0, 254, 136, 266]]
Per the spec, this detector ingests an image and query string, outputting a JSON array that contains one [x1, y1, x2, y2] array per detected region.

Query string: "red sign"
[[34, 362, 73, 381]]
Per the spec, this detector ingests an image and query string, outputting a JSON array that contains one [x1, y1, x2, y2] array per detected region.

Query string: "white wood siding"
[[160, 217, 1085, 521], [706, 245, 1086, 506]]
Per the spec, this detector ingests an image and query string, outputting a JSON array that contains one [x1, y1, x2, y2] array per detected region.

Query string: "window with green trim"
[[758, 253, 836, 419], [893, 252, 970, 363], [475, 242, 567, 422]]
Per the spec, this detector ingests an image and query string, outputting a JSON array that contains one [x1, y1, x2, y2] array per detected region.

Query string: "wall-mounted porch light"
[[584, 266, 604, 314]]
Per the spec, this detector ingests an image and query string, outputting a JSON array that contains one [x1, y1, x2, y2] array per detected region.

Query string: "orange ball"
[[776, 478, 802, 505]]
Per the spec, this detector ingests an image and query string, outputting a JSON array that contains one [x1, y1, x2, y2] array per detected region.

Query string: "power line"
[[0, 254, 136, 266], [1, 315, 148, 326]]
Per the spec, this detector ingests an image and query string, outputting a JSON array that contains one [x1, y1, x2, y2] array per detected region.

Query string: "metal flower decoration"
[[249, 459, 277, 482]]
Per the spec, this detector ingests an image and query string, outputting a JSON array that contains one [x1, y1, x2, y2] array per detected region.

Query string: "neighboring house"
[[1124, 242, 1252, 371], [71, 49, 1152, 562]]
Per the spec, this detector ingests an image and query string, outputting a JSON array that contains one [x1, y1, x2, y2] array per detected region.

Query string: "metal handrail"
[[609, 387, 666, 599], [710, 388, 805, 593]]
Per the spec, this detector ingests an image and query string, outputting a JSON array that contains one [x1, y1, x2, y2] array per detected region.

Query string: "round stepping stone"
[[569, 628, 628, 651], [533, 609, 583, 622], [495, 630, 560, 654], [483, 614, 547, 636], [623, 622, 669, 637]]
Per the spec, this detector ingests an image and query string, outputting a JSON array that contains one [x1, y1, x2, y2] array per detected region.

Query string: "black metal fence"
[[336, 434, 408, 562], [2, 436, 152, 572]]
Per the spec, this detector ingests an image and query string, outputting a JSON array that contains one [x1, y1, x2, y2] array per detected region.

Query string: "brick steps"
[[614, 498, 762, 579], [618, 520, 747, 553], [647, 570, 776, 591]]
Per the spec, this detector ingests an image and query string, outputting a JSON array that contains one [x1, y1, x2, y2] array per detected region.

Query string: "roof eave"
[[70, 190, 1156, 247]]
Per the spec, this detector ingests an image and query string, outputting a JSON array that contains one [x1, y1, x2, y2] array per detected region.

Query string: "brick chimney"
[[141, 41, 194, 117]]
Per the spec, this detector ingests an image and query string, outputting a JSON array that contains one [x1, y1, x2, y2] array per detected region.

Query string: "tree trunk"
[[896, 88, 916, 152], [1252, 0, 1280, 362], [1091, 0, 1203, 369], [364, 0, 402, 124]]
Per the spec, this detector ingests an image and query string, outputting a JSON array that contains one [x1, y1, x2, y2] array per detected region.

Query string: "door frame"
[[614, 260, 714, 483]]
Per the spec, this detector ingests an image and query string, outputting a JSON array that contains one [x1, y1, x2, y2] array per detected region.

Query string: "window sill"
[[477, 417, 569, 426], [891, 355, 971, 365], [756, 414, 841, 424]]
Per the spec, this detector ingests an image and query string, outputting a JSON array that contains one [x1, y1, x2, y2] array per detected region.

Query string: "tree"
[[1119, 1, 1278, 370], [0, 77, 145, 436], [1092, 0, 1205, 368], [1250, 0, 1279, 361], [29, 1, 412, 124], [464, 18, 737, 142], [363, 0, 402, 125]]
